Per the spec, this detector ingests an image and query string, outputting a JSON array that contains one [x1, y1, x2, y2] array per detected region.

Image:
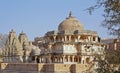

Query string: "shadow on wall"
[[39, 64, 54, 73]]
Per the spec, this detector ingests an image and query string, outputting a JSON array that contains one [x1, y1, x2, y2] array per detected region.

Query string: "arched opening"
[[79, 57, 81, 63], [56, 36, 59, 41], [74, 56, 78, 62], [70, 56, 72, 62], [36, 57, 39, 63], [86, 57, 90, 63], [71, 35, 75, 42], [51, 57, 54, 63], [45, 58, 47, 63], [93, 37, 96, 41], [80, 35, 87, 42], [32, 56, 35, 61]]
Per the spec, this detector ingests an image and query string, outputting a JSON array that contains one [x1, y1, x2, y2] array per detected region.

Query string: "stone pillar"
[[34, 56, 37, 63], [40, 57, 43, 63], [78, 36, 80, 41], [114, 43, 117, 50], [68, 56, 70, 62], [72, 56, 74, 62], [58, 57, 60, 63], [62, 37, 64, 42], [69, 36, 71, 42], [96, 37, 98, 42], [53, 36, 56, 42], [65, 36, 67, 41], [91, 36, 93, 42], [81, 56, 85, 64], [63, 56, 65, 62], [75, 36, 78, 42], [39, 57, 41, 63], [60, 57, 62, 63], [88, 36, 91, 41]]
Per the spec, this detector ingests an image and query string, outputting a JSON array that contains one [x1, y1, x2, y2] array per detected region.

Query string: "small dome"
[[58, 11, 84, 31]]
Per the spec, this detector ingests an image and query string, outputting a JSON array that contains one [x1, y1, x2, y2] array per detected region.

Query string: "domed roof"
[[58, 12, 84, 31]]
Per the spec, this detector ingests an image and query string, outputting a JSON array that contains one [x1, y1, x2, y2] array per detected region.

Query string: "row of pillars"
[[46, 35, 98, 43], [33, 55, 83, 63]]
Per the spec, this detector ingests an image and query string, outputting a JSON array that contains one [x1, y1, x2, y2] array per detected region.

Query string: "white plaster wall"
[[63, 44, 77, 54], [81, 44, 104, 55]]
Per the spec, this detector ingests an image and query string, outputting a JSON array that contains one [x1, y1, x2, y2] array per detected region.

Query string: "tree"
[[0, 33, 8, 61], [0, 33, 8, 49], [93, 50, 120, 73], [95, 56, 113, 73], [87, 0, 120, 37], [105, 49, 120, 64]]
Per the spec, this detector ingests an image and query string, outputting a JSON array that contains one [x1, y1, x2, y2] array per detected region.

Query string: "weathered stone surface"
[[4, 29, 23, 62], [3, 29, 42, 63], [0, 63, 91, 73]]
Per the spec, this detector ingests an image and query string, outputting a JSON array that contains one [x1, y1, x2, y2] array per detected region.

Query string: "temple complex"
[[33, 12, 105, 64], [3, 12, 105, 64], [1, 12, 120, 73], [0, 12, 107, 73]]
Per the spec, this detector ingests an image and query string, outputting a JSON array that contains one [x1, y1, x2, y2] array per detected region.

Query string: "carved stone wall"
[[3, 29, 41, 63]]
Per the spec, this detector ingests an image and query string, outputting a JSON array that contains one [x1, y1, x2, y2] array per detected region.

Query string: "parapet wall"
[[0, 63, 90, 73]]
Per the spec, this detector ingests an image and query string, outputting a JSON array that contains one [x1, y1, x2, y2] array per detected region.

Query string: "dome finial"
[[11, 29, 14, 32], [69, 11, 72, 17], [21, 30, 24, 33], [9, 29, 16, 33]]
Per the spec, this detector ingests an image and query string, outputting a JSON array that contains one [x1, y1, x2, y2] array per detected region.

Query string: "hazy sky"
[[0, 0, 113, 40]]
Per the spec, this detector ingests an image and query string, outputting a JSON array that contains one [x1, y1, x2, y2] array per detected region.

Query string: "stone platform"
[[0, 63, 90, 73]]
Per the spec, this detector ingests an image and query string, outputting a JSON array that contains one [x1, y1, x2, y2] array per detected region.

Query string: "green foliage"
[[95, 59, 112, 73], [87, 0, 120, 37], [85, 54, 120, 73], [0, 33, 8, 49], [105, 49, 120, 64]]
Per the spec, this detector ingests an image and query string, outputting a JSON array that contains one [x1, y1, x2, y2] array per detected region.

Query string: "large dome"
[[58, 12, 84, 31]]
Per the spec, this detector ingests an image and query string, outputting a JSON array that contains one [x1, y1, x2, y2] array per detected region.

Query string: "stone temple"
[[3, 12, 105, 64]]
